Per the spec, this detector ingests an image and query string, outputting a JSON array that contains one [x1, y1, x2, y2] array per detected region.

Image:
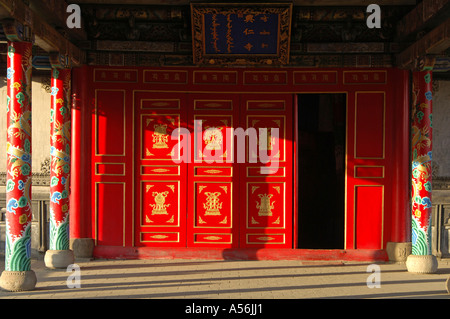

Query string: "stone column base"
[[44, 250, 75, 269], [406, 254, 438, 273], [70, 238, 94, 259], [444, 276, 450, 294], [386, 242, 412, 262], [0, 270, 37, 292]]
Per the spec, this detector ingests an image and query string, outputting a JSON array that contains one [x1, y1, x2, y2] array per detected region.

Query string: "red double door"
[[134, 92, 293, 248]]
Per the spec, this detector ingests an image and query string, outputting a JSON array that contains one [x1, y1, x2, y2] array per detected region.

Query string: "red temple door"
[[134, 92, 188, 247], [239, 94, 294, 248], [186, 94, 241, 247], [346, 88, 392, 250], [134, 91, 295, 249], [91, 88, 133, 247]]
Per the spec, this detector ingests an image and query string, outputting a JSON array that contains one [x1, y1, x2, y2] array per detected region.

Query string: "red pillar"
[[69, 66, 94, 258], [0, 40, 37, 291], [48, 69, 72, 244], [406, 58, 438, 273], [411, 70, 433, 256], [391, 69, 410, 243], [44, 67, 75, 268], [70, 74, 82, 240]]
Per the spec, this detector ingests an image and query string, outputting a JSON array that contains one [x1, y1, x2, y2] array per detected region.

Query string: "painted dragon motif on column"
[[4, 41, 33, 272]]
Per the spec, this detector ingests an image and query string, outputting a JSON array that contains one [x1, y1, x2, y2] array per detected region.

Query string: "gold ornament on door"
[[152, 124, 169, 149], [150, 191, 170, 215], [257, 193, 274, 216], [204, 191, 223, 216], [203, 127, 223, 150], [259, 128, 274, 151]]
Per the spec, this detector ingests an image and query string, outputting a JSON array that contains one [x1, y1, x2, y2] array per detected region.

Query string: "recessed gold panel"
[[143, 70, 188, 84], [247, 182, 285, 229], [194, 182, 233, 229], [95, 163, 125, 176], [246, 234, 285, 244], [246, 100, 286, 111], [141, 181, 180, 227], [94, 69, 138, 83], [141, 165, 180, 176], [247, 166, 285, 178], [141, 232, 180, 243], [354, 92, 385, 159], [194, 99, 233, 110], [141, 114, 181, 161], [246, 115, 286, 162], [194, 233, 232, 244], [95, 89, 126, 157], [141, 99, 181, 110], [195, 167, 233, 177], [194, 115, 233, 163], [354, 166, 385, 179]]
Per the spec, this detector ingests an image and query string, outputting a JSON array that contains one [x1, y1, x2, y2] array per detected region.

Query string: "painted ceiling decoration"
[[0, 0, 447, 74]]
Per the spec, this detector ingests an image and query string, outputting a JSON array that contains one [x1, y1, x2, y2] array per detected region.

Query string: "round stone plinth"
[[406, 254, 438, 274], [446, 277, 450, 294], [0, 270, 37, 292], [44, 250, 75, 269]]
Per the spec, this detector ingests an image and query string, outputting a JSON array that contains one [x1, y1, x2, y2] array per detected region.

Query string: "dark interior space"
[[297, 93, 346, 249]]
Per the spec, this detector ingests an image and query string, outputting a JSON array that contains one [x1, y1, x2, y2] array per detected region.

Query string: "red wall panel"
[[95, 182, 124, 246], [355, 186, 383, 249], [355, 93, 385, 159], [95, 90, 125, 156]]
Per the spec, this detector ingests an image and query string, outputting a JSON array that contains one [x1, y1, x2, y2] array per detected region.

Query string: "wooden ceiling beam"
[[70, 0, 416, 5], [0, 0, 85, 66], [396, 16, 450, 69], [28, 0, 87, 42], [396, 0, 450, 42]]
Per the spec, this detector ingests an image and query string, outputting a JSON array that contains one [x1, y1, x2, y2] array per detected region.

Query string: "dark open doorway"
[[297, 93, 346, 249]]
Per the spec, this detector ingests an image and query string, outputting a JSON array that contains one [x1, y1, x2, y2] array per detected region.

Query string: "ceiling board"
[[70, 0, 417, 6]]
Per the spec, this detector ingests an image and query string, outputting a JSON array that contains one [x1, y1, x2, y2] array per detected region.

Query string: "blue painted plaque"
[[191, 3, 292, 65]]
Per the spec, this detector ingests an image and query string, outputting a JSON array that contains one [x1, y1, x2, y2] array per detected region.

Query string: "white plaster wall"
[[0, 76, 51, 174], [433, 80, 450, 178]]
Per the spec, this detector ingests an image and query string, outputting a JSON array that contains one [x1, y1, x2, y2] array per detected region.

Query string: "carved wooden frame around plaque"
[[191, 3, 293, 66]]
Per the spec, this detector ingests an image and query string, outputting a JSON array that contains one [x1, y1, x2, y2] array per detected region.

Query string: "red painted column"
[[49, 68, 72, 250], [69, 66, 94, 258], [411, 70, 433, 256], [406, 60, 438, 273], [391, 69, 410, 243], [70, 73, 82, 240], [0, 40, 37, 291], [44, 67, 75, 269]]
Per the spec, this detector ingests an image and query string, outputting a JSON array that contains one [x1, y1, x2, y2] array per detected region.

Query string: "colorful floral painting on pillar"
[[49, 68, 72, 251], [5, 41, 33, 271], [411, 70, 433, 256]]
